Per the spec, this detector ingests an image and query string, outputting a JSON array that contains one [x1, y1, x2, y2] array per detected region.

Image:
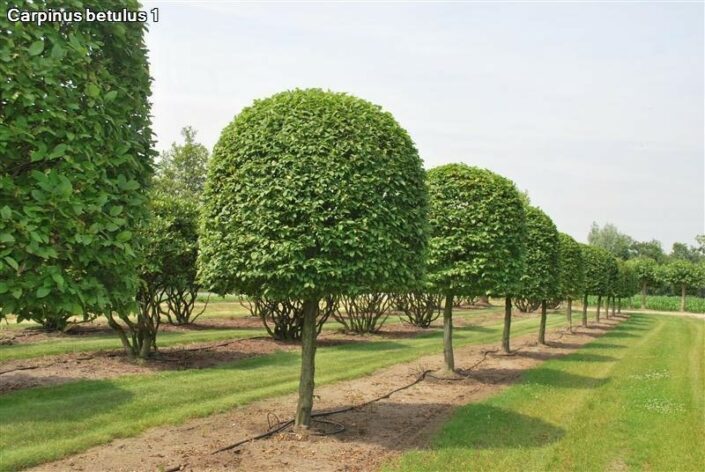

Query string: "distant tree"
[[658, 260, 703, 312], [426, 164, 526, 364], [198, 89, 428, 428], [587, 222, 635, 260], [558, 233, 585, 332], [581, 245, 611, 325], [616, 261, 639, 313], [155, 126, 209, 198], [631, 239, 666, 262], [515, 206, 560, 345], [670, 242, 703, 263], [604, 255, 619, 319], [628, 257, 659, 308]]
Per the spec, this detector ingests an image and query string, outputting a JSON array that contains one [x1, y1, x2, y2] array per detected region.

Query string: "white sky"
[[142, 1, 704, 249]]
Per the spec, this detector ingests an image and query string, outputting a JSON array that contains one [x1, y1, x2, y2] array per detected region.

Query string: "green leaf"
[[0, 206, 11, 220], [116, 231, 132, 242], [28, 40, 45, 56], [86, 83, 100, 98], [36, 287, 51, 298], [4, 257, 19, 271], [105, 90, 118, 102], [49, 143, 68, 159]]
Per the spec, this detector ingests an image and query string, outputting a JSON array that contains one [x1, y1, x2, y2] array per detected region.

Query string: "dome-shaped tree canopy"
[[558, 232, 585, 299], [425, 163, 526, 296], [582, 245, 611, 296], [198, 88, 428, 300], [516, 206, 560, 301]]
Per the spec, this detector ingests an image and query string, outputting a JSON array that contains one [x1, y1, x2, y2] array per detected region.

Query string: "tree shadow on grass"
[[434, 404, 564, 449], [457, 367, 609, 389], [514, 351, 615, 363], [313, 402, 564, 452], [580, 342, 627, 350]]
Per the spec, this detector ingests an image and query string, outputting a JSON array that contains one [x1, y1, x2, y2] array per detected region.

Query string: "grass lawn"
[[0, 313, 564, 470], [389, 314, 705, 471]]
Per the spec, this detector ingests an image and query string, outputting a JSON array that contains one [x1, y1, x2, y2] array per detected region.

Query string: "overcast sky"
[[142, 1, 704, 249]]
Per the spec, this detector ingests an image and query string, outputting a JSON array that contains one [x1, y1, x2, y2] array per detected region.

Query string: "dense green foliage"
[[199, 89, 428, 300], [107, 193, 200, 357], [426, 164, 526, 296], [658, 260, 703, 291], [581, 245, 612, 296], [557, 233, 584, 299], [629, 257, 659, 288], [0, 1, 154, 328], [515, 206, 560, 301], [615, 260, 639, 300]]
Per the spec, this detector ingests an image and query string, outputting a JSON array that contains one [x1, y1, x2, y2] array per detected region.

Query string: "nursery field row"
[[0, 313, 566, 470]]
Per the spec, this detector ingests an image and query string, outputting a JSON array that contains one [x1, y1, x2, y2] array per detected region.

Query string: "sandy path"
[[30, 317, 623, 472]]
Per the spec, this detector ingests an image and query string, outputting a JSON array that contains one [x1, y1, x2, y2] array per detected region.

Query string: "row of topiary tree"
[[2, 12, 703, 429]]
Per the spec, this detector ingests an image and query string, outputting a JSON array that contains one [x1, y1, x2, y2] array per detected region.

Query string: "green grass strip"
[[389, 314, 705, 471], [0, 328, 266, 362], [0, 313, 564, 471]]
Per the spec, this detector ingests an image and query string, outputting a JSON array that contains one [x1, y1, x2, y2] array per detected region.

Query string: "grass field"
[[0, 314, 563, 471], [389, 314, 705, 471]]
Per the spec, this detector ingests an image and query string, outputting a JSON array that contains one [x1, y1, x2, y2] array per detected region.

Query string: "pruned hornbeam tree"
[[581, 245, 611, 325], [658, 260, 704, 312], [629, 257, 658, 309], [558, 233, 585, 333], [198, 89, 428, 429], [515, 206, 560, 345], [0, 2, 154, 331], [604, 255, 619, 320], [426, 164, 526, 364]]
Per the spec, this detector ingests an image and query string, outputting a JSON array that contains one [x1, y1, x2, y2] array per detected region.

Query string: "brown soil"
[[29, 317, 624, 472]]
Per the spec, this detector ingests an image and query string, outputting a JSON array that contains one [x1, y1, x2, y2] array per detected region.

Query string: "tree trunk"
[[582, 293, 588, 328], [502, 295, 512, 353], [641, 282, 647, 309], [605, 296, 610, 319], [538, 300, 547, 345], [596, 295, 602, 322], [680, 285, 686, 312], [294, 299, 318, 428], [618, 298, 622, 314], [567, 297, 573, 333], [611, 296, 616, 317], [443, 293, 454, 372]]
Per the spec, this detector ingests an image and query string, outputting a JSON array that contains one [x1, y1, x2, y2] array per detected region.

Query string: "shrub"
[[199, 89, 427, 427], [0, 1, 154, 330], [107, 193, 200, 357], [246, 297, 336, 341], [395, 291, 442, 328], [333, 293, 392, 334]]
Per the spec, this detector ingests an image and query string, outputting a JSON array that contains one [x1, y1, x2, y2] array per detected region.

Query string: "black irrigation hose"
[[212, 368, 436, 454]]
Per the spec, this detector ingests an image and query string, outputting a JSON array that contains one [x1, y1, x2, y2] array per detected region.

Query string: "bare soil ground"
[[29, 317, 623, 472], [0, 308, 516, 394]]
